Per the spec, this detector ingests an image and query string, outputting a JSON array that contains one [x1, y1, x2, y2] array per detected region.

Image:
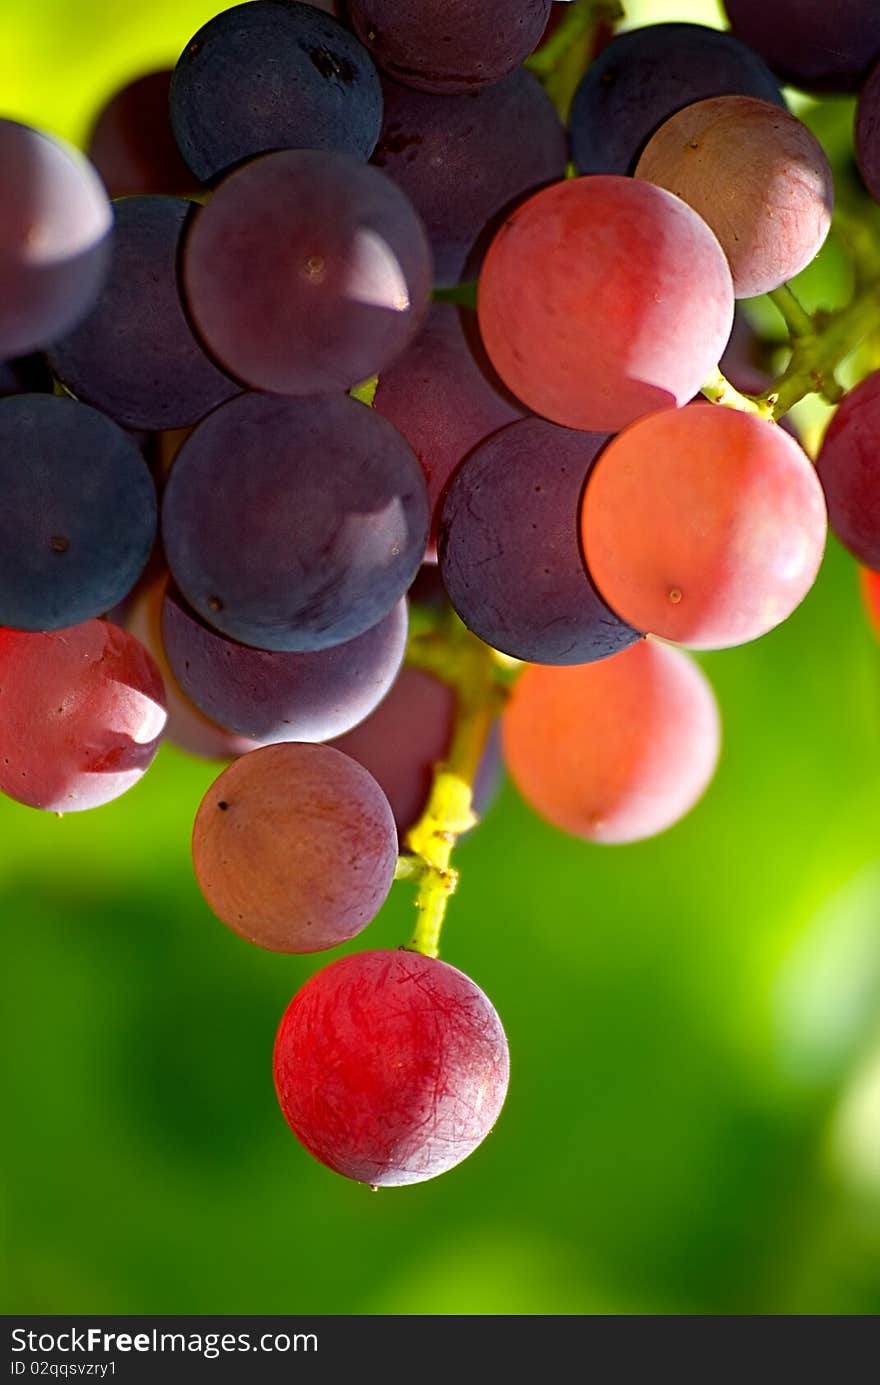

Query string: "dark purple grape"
[[161, 587, 408, 743], [161, 392, 429, 652], [371, 70, 566, 285], [438, 418, 640, 664], [0, 395, 156, 630], [348, 0, 551, 94], [88, 71, 197, 198], [48, 197, 238, 430], [0, 354, 52, 397], [373, 305, 524, 556], [856, 59, 880, 202], [183, 149, 432, 395], [816, 371, 880, 569], [569, 22, 784, 176], [329, 666, 502, 839], [170, 1, 383, 184], [723, 0, 880, 94], [0, 119, 112, 358]]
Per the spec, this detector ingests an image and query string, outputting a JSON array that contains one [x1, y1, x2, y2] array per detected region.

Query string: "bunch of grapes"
[[4, 0, 880, 1190]]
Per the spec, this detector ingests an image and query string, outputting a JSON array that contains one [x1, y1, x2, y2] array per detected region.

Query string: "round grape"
[[0, 118, 112, 357], [816, 371, 880, 569], [0, 621, 166, 812], [161, 392, 429, 652], [635, 96, 833, 299], [722, 0, 880, 94], [477, 175, 734, 434], [581, 404, 827, 650], [161, 587, 407, 743], [87, 71, 196, 198], [348, 0, 551, 94], [273, 950, 510, 1184], [170, 1, 383, 183], [183, 149, 432, 396], [502, 641, 720, 844], [0, 395, 157, 631], [192, 743, 398, 953]]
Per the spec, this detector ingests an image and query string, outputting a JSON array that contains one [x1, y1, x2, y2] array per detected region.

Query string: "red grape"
[[274, 950, 510, 1185], [816, 371, 880, 569], [502, 641, 720, 844], [581, 405, 827, 650], [0, 621, 166, 812], [192, 743, 398, 953], [477, 175, 734, 433]]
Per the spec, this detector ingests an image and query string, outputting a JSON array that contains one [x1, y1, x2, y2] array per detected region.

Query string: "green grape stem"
[[526, 0, 624, 120], [702, 236, 880, 423], [395, 616, 507, 959]]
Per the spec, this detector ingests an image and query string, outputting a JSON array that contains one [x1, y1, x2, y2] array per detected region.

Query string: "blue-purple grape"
[[372, 69, 566, 285], [723, 0, 880, 94], [182, 149, 432, 395], [170, 1, 383, 183], [439, 418, 640, 665], [161, 392, 429, 652], [0, 395, 157, 631], [49, 196, 238, 430], [161, 586, 407, 743], [569, 22, 784, 176], [856, 59, 880, 203]]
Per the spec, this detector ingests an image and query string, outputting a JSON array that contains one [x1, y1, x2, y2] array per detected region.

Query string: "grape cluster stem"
[[394, 614, 509, 958]]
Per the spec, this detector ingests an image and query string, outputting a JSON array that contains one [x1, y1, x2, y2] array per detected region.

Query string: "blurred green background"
[[3, 0, 880, 1316]]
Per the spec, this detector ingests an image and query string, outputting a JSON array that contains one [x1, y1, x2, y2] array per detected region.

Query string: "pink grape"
[[477, 175, 734, 433], [581, 405, 827, 650], [502, 641, 720, 844], [0, 621, 166, 811]]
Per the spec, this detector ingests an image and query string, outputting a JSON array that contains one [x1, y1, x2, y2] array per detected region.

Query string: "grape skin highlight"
[[161, 392, 429, 652], [0, 621, 167, 812], [502, 641, 721, 845], [477, 175, 734, 434], [273, 950, 510, 1185], [49, 196, 238, 431], [569, 21, 784, 177], [192, 743, 398, 953], [438, 417, 640, 665], [161, 587, 407, 744], [170, 0, 383, 183], [183, 149, 432, 396], [635, 96, 834, 300], [348, 0, 551, 95], [581, 405, 827, 651]]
